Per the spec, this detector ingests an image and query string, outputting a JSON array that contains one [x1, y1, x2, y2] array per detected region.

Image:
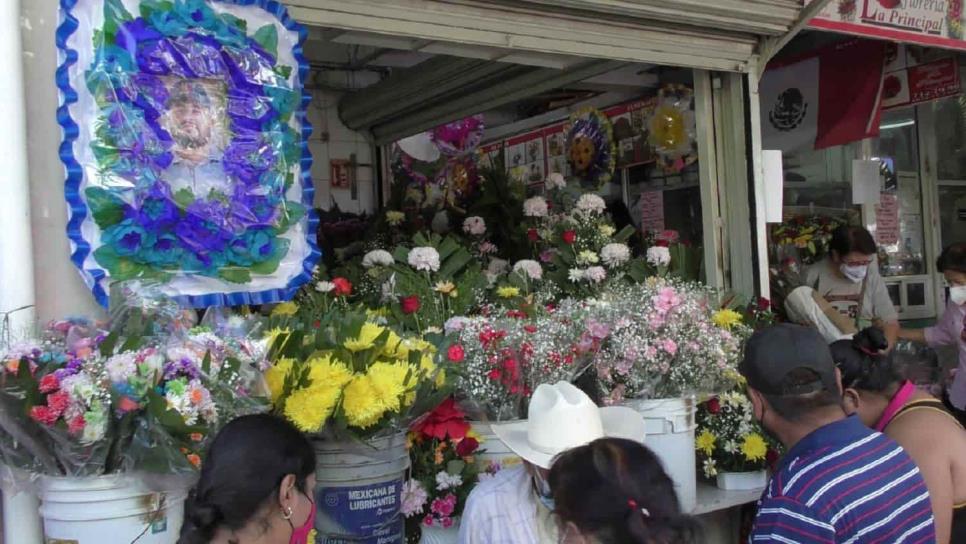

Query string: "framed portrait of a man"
[[58, 0, 318, 308]]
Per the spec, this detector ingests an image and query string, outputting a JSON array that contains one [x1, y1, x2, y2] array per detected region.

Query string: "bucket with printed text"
[[621, 397, 697, 512], [469, 421, 522, 475], [38, 474, 187, 544], [314, 433, 410, 544]]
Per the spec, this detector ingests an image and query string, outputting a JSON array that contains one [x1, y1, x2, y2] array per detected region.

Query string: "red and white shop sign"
[[882, 56, 961, 109], [808, 0, 966, 51]]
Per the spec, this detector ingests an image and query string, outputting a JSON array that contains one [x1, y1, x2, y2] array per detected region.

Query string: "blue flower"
[[227, 228, 274, 266], [140, 234, 183, 267], [103, 219, 156, 257]]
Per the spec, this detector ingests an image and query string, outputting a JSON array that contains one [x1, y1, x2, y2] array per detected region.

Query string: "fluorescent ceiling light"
[[880, 119, 915, 130]]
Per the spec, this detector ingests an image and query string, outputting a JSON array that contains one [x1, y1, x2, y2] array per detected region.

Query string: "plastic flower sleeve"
[[108, 280, 195, 341], [59, 0, 319, 309]]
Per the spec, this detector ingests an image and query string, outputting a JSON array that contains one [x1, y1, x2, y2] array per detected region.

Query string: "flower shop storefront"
[[0, 1, 822, 544]]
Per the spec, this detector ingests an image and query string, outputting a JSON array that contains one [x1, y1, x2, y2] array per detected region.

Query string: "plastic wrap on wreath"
[[109, 280, 195, 340], [58, 0, 319, 309], [647, 85, 697, 173]]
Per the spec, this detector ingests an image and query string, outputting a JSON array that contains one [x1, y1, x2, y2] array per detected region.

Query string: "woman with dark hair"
[[549, 438, 700, 544], [179, 414, 317, 544], [831, 328, 966, 544], [900, 243, 966, 426], [805, 225, 899, 347]]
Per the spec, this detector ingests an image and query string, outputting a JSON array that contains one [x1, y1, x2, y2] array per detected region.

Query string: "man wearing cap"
[[742, 324, 935, 543], [457, 382, 645, 544], [162, 79, 229, 197]]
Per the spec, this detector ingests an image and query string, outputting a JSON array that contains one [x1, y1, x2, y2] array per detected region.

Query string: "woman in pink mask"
[[179, 414, 317, 544]]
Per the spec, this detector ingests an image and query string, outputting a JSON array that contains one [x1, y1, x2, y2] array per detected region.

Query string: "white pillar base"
[[1, 488, 43, 544]]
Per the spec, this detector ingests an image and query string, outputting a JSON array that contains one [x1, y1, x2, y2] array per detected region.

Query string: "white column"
[[2, 1, 49, 542], [0, 0, 36, 335]]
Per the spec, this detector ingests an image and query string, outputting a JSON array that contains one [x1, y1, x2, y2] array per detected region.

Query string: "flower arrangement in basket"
[[451, 299, 600, 421], [402, 398, 480, 538], [770, 215, 843, 266], [589, 279, 750, 404], [695, 391, 780, 480], [264, 310, 456, 439], [0, 298, 267, 477]]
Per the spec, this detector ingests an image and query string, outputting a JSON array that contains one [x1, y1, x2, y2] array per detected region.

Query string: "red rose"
[[527, 228, 540, 242], [756, 297, 772, 312], [39, 374, 60, 394], [412, 397, 469, 440], [706, 397, 721, 414], [447, 344, 465, 363], [455, 436, 480, 457], [332, 277, 353, 297], [562, 230, 576, 245], [401, 295, 421, 315]]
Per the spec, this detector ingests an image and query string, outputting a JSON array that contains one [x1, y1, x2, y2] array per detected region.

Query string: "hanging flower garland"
[[647, 84, 698, 174], [59, 0, 318, 307], [565, 107, 617, 189]]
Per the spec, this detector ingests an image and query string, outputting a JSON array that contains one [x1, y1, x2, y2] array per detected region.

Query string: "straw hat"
[[491, 382, 646, 469]]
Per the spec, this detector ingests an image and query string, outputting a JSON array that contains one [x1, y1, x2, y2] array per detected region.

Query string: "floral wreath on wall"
[[565, 107, 616, 190], [58, 0, 319, 308]]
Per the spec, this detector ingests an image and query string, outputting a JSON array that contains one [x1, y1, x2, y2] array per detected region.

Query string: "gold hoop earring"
[[282, 506, 293, 520]]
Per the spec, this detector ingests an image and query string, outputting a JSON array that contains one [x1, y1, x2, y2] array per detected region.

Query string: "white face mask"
[[951, 285, 966, 306], [840, 264, 869, 284]]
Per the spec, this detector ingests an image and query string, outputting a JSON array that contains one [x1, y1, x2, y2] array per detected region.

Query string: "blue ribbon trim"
[[57, 0, 321, 309]]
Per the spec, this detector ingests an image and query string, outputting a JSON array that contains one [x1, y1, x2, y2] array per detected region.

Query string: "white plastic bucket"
[[469, 421, 522, 473], [622, 397, 697, 512], [314, 433, 410, 544], [715, 470, 767, 491], [38, 475, 187, 544]]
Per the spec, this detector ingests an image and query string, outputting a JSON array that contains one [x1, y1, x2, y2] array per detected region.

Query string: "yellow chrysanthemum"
[[599, 224, 616, 237], [367, 362, 412, 413], [741, 433, 768, 462], [272, 301, 299, 317], [434, 281, 458, 297], [264, 327, 292, 350], [381, 330, 405, 359], [496, 286, 520, 299], [265, 358, 295, 402], [342, 375, 388, 428], [420, 354, 446, 388], [283, 383, 341, 432], [344, 322, 387, 352], [696, 430, 716, 456], [712, 309, 743, 330], [392, 337, 435, 361], [306, 355, 353, 389]]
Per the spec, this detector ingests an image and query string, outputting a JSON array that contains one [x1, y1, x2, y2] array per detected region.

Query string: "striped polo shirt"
[[749, 415, 935, 544]]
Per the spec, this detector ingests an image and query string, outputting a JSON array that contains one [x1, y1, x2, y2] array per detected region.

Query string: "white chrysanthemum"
[[575, 194, 606, 215], [601, 243, 631, 268], [408, 247, 441, 272], [487, 258, 509, 276], [545, 173, 567, 190], [315, 281, 335, 293], [599, 224, 616, 237], [512, 260, 543, 281], [568, 268, 585, 282], [646, 246, 672, 267], [462, 216, 487, 236], [523, 197, 549, 218], [435, 471, 463, 491], [362, 249, 395, 268], [576, 250, 600, 266], [105, 353, 137, 383], [585, 266, 607, 283]]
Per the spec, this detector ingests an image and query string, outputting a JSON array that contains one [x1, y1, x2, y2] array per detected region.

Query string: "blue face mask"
[[533, 472, 555, 511]]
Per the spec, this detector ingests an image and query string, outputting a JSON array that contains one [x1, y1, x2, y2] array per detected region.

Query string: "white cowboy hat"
[[491, 381, 646, 470], [396, 132, 440, 163]]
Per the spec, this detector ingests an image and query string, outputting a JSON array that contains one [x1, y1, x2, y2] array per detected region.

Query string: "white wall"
[[306, 89, 378, 215]]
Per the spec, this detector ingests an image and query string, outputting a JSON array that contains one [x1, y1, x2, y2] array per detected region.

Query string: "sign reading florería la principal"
[[809, 0, 966, 50]]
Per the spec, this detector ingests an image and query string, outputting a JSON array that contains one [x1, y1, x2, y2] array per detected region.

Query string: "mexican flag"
[[760, 39, 886, 153]]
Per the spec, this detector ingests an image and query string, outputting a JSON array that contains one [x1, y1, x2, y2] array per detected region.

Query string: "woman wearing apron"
[[831, 328, 966, 544]]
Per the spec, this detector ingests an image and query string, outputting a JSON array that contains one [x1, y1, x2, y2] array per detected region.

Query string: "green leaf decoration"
[[93, 246, 152, 281], [139, 0, 174, 20], [273, 202, 306, 235], [253, 24, 279, 59], [218, 267, 253, 284], [275, 65, 293, 80], [250, 238, 291, 276], [173, 188, 195, 209], [85, 187, 126, 228]]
